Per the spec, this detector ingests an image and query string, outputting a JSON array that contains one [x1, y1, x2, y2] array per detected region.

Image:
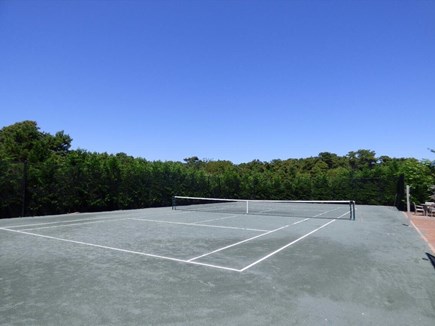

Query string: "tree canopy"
[[1, 121, 434, 218]]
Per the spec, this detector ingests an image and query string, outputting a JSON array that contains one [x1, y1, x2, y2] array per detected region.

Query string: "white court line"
[[5, 209, 191, 230], [193, 214, 240, 224], [194, 206, 343, 224], [246, 206, 344, 218], [0, 211, 347, 273], [239, 211, 348, 272], [271, 207, 345, 219], [21, 218, 130, 231], [314, 207, 342, 217], [0, 227, 241, 272], [128, 218, 268, 232], [293, 218, 310, 225], [187, 219, 310, 262], [5, 215, 126, 229]]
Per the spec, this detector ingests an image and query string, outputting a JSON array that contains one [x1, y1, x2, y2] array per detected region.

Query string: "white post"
[[406, 185, 410, 213], [246, 200, 249, 214]]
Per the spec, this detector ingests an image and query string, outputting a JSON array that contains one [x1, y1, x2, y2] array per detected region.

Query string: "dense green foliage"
[[1, 121, 434, 218]]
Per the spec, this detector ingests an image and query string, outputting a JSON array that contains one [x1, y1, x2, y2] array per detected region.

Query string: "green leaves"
[[1, 120, 434, 218], [398, 159, 434, 202], [0, 121, 72, 164]]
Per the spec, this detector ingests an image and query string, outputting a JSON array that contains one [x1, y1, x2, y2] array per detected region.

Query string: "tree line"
[[1, 121, 434, 218]]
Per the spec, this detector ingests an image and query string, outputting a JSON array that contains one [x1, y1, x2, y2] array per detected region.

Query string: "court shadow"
[[425, 252, 435, 270]]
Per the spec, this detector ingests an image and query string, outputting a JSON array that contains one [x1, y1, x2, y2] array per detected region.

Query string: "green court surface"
[[1, 205, 434, 325]]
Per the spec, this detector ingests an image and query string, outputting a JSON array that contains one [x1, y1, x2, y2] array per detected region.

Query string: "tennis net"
[[172, 196, 356, 220]]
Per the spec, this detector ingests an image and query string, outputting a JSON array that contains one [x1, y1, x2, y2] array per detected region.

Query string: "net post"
[[172, 196, 176, 210], [246, 200, 249, 214], [349, 201, 356, 220], [353, 201, 356, 220]]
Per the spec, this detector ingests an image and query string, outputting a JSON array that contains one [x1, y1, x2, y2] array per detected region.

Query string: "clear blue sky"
[[1, 0, 434, 163]]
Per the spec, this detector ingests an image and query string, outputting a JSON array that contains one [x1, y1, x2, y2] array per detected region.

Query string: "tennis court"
[[1, 202, 434, 325]]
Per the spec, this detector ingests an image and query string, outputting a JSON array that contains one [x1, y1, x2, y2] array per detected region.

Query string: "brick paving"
[[407, 212, 435, 253]]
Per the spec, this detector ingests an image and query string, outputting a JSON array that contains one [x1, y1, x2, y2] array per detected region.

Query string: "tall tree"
[[0, 121, 72, 163]]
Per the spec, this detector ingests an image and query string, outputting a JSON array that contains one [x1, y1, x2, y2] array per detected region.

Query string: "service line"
[[128, 218, 268, 232], [5, 215, 126, 229], [21, 218, 131, 231], [193, 214, 240, 224]]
